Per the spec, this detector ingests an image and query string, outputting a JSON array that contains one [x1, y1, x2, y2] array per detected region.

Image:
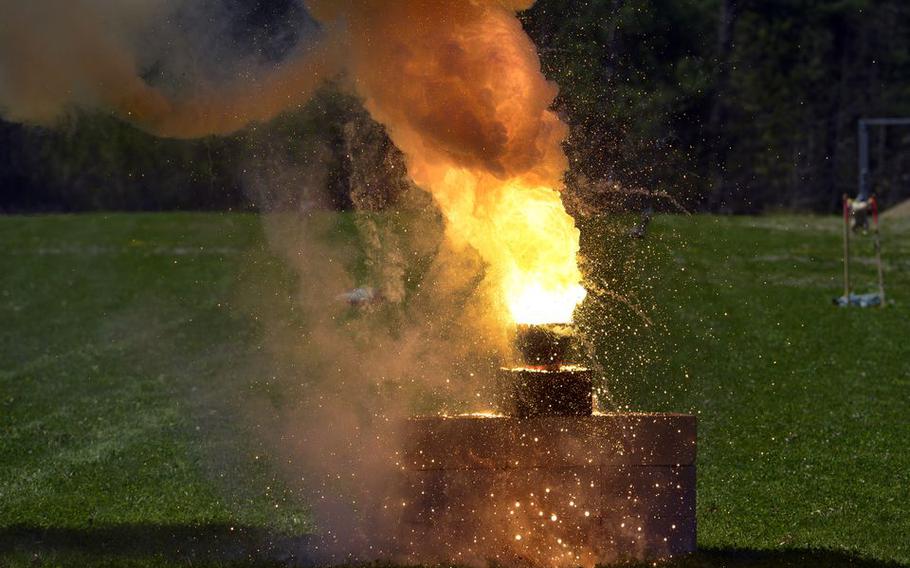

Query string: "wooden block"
[[397, 414, 697, 564]]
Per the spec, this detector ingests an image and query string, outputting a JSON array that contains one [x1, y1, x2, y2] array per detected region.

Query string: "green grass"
[[1, 212, 908, 567], [628, 216, 910, 566]]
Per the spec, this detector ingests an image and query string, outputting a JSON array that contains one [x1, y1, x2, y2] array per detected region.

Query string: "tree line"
[[1, 0, 908, 213]]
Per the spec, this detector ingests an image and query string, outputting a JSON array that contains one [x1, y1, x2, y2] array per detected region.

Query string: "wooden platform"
[[396, 413, 696, 566]]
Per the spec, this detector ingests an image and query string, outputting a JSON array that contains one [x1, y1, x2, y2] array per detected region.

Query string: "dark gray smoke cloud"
[[0, 0, 336, 137]]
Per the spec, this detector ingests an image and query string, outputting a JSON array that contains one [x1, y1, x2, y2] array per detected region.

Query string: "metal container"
[[496, 366, 593, 418]]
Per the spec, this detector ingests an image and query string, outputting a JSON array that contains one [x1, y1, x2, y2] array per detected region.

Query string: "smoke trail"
[[0, 0, 338, 137]]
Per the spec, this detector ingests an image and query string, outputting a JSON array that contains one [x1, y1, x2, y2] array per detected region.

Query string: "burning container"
[[397, 324, 696, 566], [496, 324, 593, 417]]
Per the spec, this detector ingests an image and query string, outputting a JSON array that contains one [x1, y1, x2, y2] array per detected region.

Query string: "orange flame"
[[431, 171, 586, 324], [309, 0, 586, 325]]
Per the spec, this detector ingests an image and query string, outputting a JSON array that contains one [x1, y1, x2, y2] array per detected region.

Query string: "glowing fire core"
[[431, 170, 586, 326], [496, 183, 586, 325]]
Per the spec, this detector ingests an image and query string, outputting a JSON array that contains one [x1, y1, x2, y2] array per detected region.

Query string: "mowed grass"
[[0, 212, 908, 567]]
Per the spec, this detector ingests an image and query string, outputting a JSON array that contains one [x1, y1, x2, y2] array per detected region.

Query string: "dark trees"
[[523, 0, 910, 212], [3, 1, 910, 213]]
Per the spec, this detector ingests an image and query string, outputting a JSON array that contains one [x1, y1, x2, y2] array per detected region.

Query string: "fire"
[[424, 168, 585, 325], [495, 184, 587, 325], [507, 280, 587, 325], [2, 0, 591, 328], [306, 0, 587, 326]]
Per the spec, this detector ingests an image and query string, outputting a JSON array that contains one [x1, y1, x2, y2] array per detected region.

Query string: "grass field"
[[1, 212, 908, 567]]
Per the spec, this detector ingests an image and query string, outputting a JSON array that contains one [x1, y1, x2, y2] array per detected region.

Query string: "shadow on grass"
[[652, 547, 908, 567], [1, 525, 906, 567], [0, 523, 314, 566]]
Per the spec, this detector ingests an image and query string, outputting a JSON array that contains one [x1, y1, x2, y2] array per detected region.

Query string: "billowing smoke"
[[2, 0, 584, 325], [308, 0, 564, 181], [0, 0, 336, 137], [243, 108, 508, 561]]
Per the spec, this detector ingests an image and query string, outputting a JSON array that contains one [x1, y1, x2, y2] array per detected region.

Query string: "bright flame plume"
[[309, 0, 587, 325], [431, 171, 586, 324]]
